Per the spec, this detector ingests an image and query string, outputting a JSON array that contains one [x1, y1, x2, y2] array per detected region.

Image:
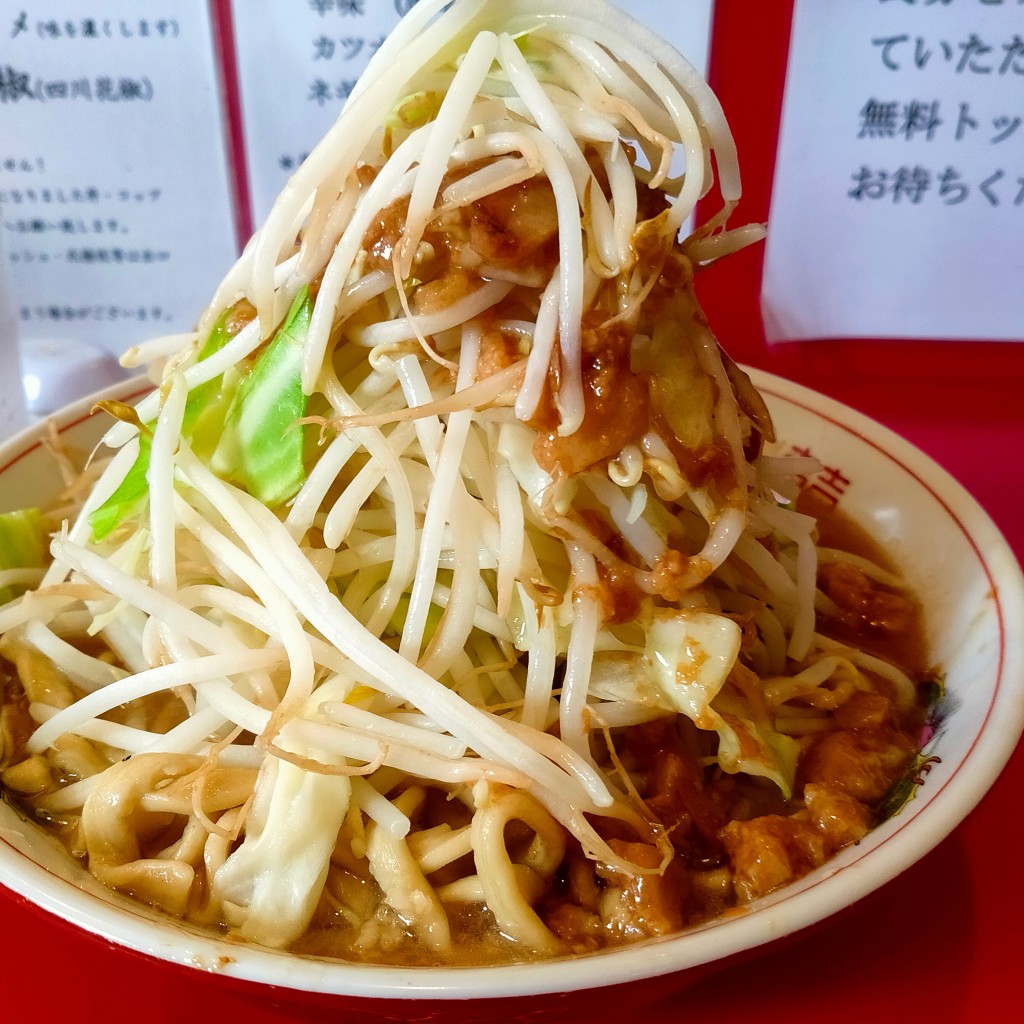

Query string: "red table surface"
[[3, 3, 1023, 1021]]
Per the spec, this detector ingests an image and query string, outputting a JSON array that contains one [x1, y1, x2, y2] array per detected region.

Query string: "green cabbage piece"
[[87, 307, 238, 541], [88, 434, 153, 541], [179, 307, 244, 460], [211, 289, 312, 507], [0, 508, 45, 603], [88, 289, 312, 540]]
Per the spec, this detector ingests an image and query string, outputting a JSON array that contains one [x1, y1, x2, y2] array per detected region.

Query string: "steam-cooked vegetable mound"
[[0, 0, 928, 964]]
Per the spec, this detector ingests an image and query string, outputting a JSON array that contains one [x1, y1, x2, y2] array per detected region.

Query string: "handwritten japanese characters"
[[762, 0, 1024, 342]]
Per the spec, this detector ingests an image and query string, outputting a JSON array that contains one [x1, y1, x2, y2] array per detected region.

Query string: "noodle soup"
[[0, 0, 938, 968]]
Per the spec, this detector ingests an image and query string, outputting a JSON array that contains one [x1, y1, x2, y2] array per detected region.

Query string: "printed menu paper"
[[0, 1, 238, 362], [762, 0, 1024, 343], [233, 0, 714, 224]]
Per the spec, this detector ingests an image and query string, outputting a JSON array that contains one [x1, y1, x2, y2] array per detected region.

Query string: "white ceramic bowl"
[[1, 369, 1022, 1005]]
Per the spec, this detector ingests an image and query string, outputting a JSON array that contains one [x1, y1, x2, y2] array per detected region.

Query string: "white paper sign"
[[762, 0, 1024, 343], [234, 0, 714, 225], [0, 1, 238, 362], [0, 233, 27, 435]]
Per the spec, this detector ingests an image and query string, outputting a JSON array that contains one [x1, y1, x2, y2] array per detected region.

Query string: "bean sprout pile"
[[0, 0, 926, 963]]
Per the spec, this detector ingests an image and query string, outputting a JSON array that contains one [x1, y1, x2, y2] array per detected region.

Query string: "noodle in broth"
[[0, 0, 930, 965]]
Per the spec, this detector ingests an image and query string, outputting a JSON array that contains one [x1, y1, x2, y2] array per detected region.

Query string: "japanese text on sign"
[[0, 1, 237, 359], [763, 0, 1024, 342]]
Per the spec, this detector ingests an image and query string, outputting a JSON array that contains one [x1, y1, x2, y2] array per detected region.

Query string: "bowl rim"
[[0, 367, 1022, 1001]]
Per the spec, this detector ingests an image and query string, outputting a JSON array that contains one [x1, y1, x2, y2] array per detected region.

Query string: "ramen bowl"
[[0, 369, 1021, 1015]]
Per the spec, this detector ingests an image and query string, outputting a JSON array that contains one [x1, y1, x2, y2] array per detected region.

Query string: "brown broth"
[[798, 489, 930, 680], [0, 488, 933, 967]]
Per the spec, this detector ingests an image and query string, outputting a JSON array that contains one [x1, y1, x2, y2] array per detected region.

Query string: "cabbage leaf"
[[645, 608, 800, 798], [211, 289, 312, 507], [0, 508, 45, 602], [89, 289, 312, 541]]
